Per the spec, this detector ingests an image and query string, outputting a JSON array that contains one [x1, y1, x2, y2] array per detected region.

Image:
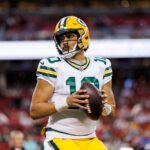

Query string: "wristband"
[[103, 103, 112, 116], [54, 99, 69, 112]]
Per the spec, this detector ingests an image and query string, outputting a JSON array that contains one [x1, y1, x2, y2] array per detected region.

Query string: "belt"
[[45, 127, 93, 136]]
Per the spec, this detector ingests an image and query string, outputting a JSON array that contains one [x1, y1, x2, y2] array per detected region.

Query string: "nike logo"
[[40, 62, 44, 65]]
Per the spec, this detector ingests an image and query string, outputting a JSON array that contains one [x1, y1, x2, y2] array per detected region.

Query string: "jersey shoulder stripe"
[[36, 58, 58, 78], [103, 71, 112, 78], [103, 66, 112, 78], [103, 59, 112, 79], [37, 66, 57, 78], [90, 56, 112, 81]]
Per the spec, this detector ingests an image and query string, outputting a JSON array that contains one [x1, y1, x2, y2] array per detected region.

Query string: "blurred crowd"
[[0, 10, 150, 40], [97, 77, 150, 150], [0, 59, 150, 150], [0, 1, 150, 40]]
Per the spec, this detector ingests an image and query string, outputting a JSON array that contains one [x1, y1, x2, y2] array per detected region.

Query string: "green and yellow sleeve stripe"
[[103, 66, 112, 78], [36, 66, 57, 78]]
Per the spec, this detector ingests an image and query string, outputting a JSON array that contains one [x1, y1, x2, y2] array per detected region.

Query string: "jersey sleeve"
[[36, 58, 57, 87], [102, 59, 113, 85]]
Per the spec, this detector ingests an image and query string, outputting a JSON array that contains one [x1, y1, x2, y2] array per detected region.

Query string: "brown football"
[[80, 82, 102, 120]]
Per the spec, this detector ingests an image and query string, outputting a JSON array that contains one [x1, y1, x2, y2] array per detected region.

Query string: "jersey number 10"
[[66, 77, 99, 94]]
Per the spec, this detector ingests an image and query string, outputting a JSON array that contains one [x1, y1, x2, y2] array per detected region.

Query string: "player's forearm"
[[107, 90, 116, 116], [101, 89, 116, 117], [30, 102, 57, 119]]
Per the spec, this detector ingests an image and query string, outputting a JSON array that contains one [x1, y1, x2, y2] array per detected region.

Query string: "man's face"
[[59, 32, 78, 52], [13, 133, 24, 148]]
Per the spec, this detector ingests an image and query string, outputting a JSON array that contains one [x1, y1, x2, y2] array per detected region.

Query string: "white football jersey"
[[36, 56, 112, 139]]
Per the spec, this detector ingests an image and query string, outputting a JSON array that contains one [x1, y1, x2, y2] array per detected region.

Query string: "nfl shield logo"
[[79, 66, 84, 71]]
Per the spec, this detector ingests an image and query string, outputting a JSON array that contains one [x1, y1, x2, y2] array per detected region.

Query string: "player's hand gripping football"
[[66, 89, 89, 110]]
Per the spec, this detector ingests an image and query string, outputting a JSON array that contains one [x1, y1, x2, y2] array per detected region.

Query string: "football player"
[[30, 16, 116, 150]]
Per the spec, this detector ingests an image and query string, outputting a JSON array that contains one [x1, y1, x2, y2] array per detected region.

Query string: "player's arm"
[[30, 79, 89, 119], [101, 80, 116, 116], [30, 79, 56, 119]]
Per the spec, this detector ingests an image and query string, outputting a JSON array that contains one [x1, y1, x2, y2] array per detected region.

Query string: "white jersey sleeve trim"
[[103, 77, 112, 85], [37, 76, 55, 87]]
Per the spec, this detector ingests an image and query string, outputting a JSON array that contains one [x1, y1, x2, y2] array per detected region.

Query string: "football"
[[80, 82, 103, 120]]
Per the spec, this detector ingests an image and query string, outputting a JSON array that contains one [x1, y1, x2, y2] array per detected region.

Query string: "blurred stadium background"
[[0, 0, 150, 150]]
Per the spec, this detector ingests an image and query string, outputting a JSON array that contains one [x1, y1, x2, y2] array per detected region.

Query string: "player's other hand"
[[100, 90, 108, 104], [66, 90, 89, 110], [100, 90, 112, 116]]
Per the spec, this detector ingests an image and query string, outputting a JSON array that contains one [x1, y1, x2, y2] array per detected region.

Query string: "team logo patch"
[[40, 61, 44, 65], [77, 18, 86, 26], [79, 66, 84, 71]]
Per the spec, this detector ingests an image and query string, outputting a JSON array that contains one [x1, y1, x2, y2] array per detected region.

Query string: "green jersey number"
[[66, 77, 99, 94], [47, 57, 61, 63]]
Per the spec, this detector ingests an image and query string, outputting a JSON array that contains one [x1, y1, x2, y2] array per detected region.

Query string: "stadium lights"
[[0, 39, 150, 60]]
